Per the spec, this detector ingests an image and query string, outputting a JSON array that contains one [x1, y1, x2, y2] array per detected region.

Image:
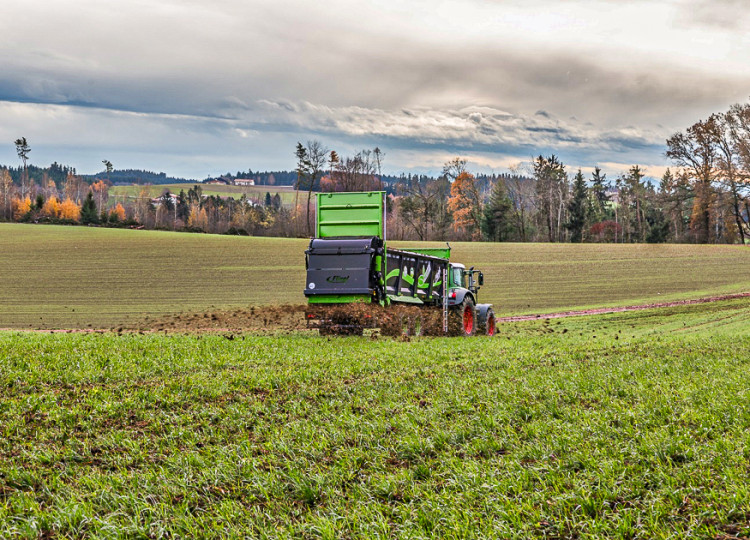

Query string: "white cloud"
[[0, 0, 746, 176]]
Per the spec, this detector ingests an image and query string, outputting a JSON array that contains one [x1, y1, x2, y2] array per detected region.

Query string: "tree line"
[[2, 99, 749, 243]]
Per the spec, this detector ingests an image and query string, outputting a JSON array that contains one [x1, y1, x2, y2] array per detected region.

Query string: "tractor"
[[304, 191, 495, 336]]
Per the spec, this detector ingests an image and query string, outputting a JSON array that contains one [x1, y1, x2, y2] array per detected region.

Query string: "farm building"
[[150, 193, 179, 207]]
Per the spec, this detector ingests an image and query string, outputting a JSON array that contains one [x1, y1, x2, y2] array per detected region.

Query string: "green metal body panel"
[[387, 294, 424, 305], [308, 192, 480, 312], [401, 247, 451, 260], [312, 191, 387, 306], [308, 294, 371, 304], [316, 191, 386, 239]]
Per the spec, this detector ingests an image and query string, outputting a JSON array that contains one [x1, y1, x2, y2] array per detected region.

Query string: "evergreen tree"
[[590, 167, 610, 220], [176, 190, 190, 222], [566, 169, 588, 242], [646, 206, 670, 243], [265, 192, 272, 207], [481, 178, 513, 241], [622, 165, 647, 242], [81, 191, 99, 224]]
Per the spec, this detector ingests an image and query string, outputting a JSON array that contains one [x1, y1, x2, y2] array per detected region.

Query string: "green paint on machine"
[[316, 191, 386, 239], [305, 190, 491, 336], [308, 295, 371, 304]]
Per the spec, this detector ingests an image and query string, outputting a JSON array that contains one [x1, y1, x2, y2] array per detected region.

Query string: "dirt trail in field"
[[496, 292, 750, 322], [124, 291, 750, 334], [4, 292, 748, 334], [124, 303, 449, 336]]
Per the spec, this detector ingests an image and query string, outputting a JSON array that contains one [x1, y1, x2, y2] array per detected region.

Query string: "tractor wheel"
[[449, 297, 476, 337], [480, 308, 496, 337]]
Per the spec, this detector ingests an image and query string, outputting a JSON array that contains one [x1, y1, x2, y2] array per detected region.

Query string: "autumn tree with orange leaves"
[[59, 198, 81, 221], [447, 171, 483, 240], [41, 196, 62, 218], [12, 196, 32, 220], [109, 203, 126, 222]]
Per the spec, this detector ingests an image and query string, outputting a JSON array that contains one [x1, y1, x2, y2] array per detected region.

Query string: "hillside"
[[1, 223, 749, 329]]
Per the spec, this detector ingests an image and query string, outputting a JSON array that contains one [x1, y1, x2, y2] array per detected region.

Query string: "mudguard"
[[448, 289, 474, 307], [476, 303, 493, 325]]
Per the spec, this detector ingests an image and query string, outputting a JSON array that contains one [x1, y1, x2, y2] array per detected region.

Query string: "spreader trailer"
[[304, 191, 496, 336]]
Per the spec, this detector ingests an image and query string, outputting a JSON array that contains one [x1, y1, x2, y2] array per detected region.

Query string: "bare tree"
[[533, 155, 568, 242], [442, 157, 467, 182], [723, 104, 750, 243], [328, 150, 380, 192], [506, 162, 535, 242], [666, 117, 719, 243], [295, 140, 328, 236], [14, 137, 30, 198], [398, 176, 440, 240], [0, 169, 14, 220], [373, 147, 385, 190]]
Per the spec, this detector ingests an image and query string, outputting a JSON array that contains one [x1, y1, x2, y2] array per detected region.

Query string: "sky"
[[0, 0, 748, 180]]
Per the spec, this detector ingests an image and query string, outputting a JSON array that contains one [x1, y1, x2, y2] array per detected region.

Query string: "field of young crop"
[[2, 223, 750, 329], [1, 298, 750, 538], [108, 183, 303, 206]]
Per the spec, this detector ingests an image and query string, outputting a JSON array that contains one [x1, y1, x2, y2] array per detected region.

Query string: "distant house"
[[151, 193, 179, 207], [205, 177, 231, 185], [234, 178, 255, 186]]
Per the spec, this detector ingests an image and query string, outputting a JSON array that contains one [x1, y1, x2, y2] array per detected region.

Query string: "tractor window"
[[452, 268, 466, 289]]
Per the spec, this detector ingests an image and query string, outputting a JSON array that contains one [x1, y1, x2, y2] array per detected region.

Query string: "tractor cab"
[[448, 263, 483, 300]]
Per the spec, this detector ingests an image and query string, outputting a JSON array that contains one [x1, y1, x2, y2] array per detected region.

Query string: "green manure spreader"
[[304, 191, 496, 336]]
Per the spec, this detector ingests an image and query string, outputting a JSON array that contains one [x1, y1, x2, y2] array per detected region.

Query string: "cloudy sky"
[[0, 0, 748, 180]]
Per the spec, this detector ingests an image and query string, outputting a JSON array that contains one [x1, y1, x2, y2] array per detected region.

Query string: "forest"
[[1, 100, 749, 243]]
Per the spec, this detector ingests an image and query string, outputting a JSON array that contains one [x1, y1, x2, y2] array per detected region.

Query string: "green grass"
[[0, 223, 750, 328], [109, 183, 304, 206], [396, 240, 750, 314], [2, 223, 750, 329], [1, 299, 750, 537], [0, 224, 309, 329]]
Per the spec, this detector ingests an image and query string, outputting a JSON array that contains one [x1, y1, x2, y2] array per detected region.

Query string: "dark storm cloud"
[[0, 0, 746, 177], [4, 38, 742, 135]]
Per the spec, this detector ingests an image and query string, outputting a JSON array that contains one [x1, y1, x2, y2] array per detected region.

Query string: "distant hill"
[[81, 169, 194, 185], [0, 164, 194, 187], [2, 163, 532, 192], [2, 162, 77, 187]]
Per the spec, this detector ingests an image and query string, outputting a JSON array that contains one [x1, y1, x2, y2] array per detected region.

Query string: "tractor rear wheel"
[[449, 297, 476, 337]]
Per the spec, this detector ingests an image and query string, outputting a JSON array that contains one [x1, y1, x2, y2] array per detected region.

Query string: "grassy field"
[[108, 184, 304, 206], [1, 223, 750, 329], [1, 299, 750, 537]]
